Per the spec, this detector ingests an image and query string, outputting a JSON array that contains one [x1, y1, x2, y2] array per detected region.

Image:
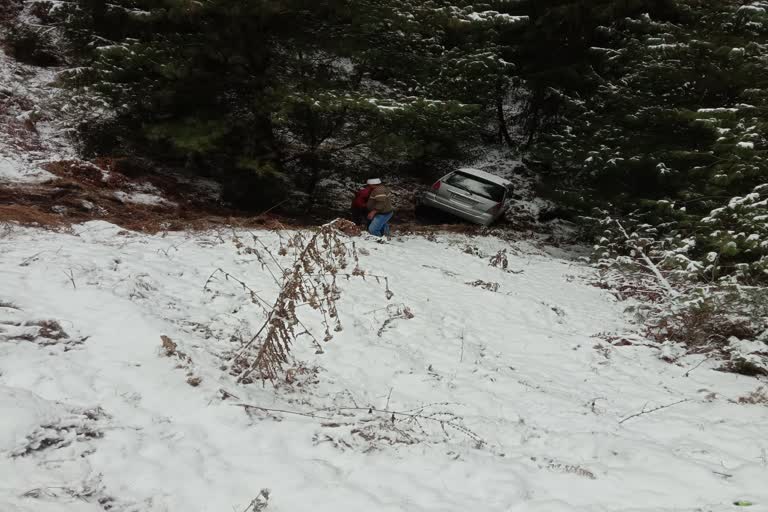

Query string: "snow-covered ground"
[[1, 222, 767, 512], [0, 49, 74, 185]]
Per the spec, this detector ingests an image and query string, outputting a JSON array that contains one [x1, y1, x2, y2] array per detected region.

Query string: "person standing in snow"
[[366, 178, 394, 237], [351, 181, 373, 227]]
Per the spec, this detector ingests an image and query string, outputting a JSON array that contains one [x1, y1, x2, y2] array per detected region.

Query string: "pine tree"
[[57, 0, 529, 207], [554, 0, 768, 283]]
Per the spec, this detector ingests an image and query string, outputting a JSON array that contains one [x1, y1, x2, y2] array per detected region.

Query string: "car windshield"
[[445, 172, 506, 202]]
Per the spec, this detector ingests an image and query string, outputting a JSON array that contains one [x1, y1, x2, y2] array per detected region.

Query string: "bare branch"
[[615, 220, 678, 298], [684, 355, 712, 378], [64, 269, 77, 290], [619, 399, 689, 425]]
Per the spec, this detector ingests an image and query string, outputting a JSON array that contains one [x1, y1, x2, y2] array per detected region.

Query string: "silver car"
[[418, 168, 511, 227]]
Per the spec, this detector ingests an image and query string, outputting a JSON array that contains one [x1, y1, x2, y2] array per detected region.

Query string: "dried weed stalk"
[[736, 387, 768, 405], [160, 335, 202, 387], [490, 249, 523, 274], [12, 407, 107, 458], [592, 267, 669, 303], [240, 489, 270, 512], [377, 304, 415, 337], [544, 460, 597, 480], [0, 318, 87, 350], [241, 401, 485, 449], [223, 220, 391, 383], [466, 280, 500, 292], [490, 249, 509, 269]]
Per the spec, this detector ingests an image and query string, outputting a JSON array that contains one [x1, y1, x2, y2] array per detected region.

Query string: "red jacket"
[[352, 187, 371, 209]]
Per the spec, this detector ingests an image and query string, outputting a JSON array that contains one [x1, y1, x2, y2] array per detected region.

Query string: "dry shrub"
[[349, 417, 420, 449], [43, 160, 119, 188], [282, 364, 320, 388], [186, 376, 203, 387], [593, 247, 768, 378], [489, 248, 523, 274], [226, 219, 391, 383], [242, 489, 270, 512], [645, 304, 755, 351], [591, 267, 667, 303], [463, 244, 484, 257], [490, 249, 509, 269], [643, 288, 768, 376], [0, 317, 86, 349], [737, 387, 768, 405], [544, 460, 597, 480], [159, 335, 202, 385], [35, 319, 68, 340], [311, 404, 484, 452], [645, 300, 758, 352], [21, 474, 115, 509], [12, 407, 107, 458], [377, 304, 415, 337], [161, 334, 184, 359], [466, 280, 500, 292], [720, 357, 768, 378]]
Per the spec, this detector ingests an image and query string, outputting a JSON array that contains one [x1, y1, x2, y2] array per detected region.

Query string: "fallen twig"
[[384, 387, 394, 409], [64, 269, 76, 290], [235, 403, 335, 421], [234, 401, 483, 444], [332, 406, 484, 445], [684, 355, 712, 377], [203, 268, 270, 314], [619, 399, 689, 425]]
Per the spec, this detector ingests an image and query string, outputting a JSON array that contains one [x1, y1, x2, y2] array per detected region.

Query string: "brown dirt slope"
[[0, 158, 289, 232]]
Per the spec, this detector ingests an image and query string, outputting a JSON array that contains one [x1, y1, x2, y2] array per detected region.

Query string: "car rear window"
[[445, 172, 506, 202]]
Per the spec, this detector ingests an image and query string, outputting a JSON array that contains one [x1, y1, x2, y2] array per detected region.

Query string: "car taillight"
[[431, 181, 441, 191]]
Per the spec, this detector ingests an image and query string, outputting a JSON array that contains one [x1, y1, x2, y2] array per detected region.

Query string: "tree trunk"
[[497, 94, 514, 147], [303, 151, 323, 214]]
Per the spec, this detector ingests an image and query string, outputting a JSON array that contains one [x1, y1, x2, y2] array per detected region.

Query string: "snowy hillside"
[[1, 222, 767, 512], [0, 48, 73, 185]]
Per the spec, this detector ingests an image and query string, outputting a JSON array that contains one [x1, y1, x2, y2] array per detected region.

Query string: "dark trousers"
[[351, 207, 369, 227]]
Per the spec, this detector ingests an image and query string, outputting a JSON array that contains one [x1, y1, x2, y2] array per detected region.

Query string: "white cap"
[[366, 178, 382, 185]]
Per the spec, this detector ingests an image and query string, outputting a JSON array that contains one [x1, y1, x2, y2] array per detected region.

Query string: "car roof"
[[455, 168, 511, 187]]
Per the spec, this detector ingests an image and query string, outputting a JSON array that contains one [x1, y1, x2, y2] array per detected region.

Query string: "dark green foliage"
[[13, 0, 763, 269], [5, 22, 61, 66], [526, 0, 768, 282], [54, 0, 523, 208], [531, 1, 767, 209]]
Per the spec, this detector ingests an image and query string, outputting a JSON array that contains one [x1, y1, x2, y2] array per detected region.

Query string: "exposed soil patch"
[[0, 157, 486, 234], [0, 158, 294, 232], [1, 157, 539, 237]]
